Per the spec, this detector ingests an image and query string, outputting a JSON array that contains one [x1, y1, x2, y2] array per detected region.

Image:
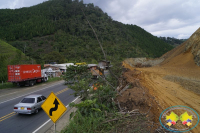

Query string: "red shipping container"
[[7, 65, 42, 82]]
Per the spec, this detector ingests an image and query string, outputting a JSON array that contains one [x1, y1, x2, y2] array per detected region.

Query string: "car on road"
[[14, 94, 46, 114]]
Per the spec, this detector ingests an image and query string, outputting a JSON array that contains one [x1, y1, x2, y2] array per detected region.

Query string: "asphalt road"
[[0, 81, 76, 133]]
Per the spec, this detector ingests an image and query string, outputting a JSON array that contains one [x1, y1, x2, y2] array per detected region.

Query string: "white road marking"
[[0, 81, 63, 105], [32, 97, 79, 133], [0, 86, 38, 98], [0, 92, 17, 98]]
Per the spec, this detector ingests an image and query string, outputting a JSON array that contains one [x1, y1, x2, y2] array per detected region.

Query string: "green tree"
[[0, 0, 173, 63], [0, 54, 9, 82], [43, 51, 65, 63], [11, 49, 22, 64]]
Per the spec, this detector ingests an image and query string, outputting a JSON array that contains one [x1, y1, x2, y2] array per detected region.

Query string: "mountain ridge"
[[0, 0, 173, 63]]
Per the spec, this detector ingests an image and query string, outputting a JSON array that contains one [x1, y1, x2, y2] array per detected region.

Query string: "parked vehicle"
[[75, 62, 87, 65], [14, 94, 46, 114], [7, 64, 48, 86]]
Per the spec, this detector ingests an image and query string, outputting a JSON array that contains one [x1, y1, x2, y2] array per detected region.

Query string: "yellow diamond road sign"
[[41, 92, 67, 123]]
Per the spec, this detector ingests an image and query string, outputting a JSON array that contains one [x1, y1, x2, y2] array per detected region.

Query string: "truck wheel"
[[30, 81, 34, 86], [19, 82, 25, 87]]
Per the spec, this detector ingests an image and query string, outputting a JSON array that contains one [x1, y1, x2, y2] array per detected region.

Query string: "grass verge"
[[0, 82, 17, 89], [46, 77, 63, 82], [60, 111, 109, 133]]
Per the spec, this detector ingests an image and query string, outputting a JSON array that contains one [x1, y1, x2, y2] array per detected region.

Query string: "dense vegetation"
[[62, 64, 150, 132], [158, 36, 187, 47], [0, 0, 173, 64], [62, 65, 118, 132], [0, 40, 34, 82]]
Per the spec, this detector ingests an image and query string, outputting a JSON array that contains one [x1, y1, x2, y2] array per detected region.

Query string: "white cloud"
[[177, 34, 190, 39], [0, 0, 47, 9], [0, 0, 200, 39], [8, 0, 23, 9], [86, 0, 200, 39], [151, 23, 200, 39]]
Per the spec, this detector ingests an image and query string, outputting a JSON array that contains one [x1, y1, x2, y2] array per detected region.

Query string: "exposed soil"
[[115, 69, 166, 132], [164, 75, 200, 94], [117, 87, 150, 113], [121, 47, 200, 133], [114, 28, 200, 132]]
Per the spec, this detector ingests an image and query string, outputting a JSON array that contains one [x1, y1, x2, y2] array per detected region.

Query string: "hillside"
[[0, 40, 34, 81], [0, 0, 173, 64], [185, 27, 200, 66], [123, 27, 200, 132], [0, 39, 19, 56], [159, 27, 200, 67]]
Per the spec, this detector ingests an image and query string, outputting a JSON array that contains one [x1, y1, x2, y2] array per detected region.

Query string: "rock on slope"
[[185, 27, 200, 66]]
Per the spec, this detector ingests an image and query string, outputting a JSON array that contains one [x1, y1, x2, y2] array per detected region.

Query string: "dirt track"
[[123, 52, 200, 132]]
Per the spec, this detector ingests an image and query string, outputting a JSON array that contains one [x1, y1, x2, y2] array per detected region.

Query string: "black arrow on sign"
[[49, 98, 60, 116]]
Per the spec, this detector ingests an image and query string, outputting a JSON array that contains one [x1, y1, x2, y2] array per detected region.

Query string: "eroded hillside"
[[121, 27, 200, 132]]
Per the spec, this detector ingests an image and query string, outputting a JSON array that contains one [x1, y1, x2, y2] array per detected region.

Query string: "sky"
[[0, 0, 200, 39]]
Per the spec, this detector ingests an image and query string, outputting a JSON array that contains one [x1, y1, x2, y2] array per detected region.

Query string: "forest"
[[158, 36, 187, 47], [0, 0, 173, 65]]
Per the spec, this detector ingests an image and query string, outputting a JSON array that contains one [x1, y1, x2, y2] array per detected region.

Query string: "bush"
[[63, 63, 123, 132], [0, 82, 17, 89], [47, 77, 62, 82], [69, 78, 117, 115], [61, 111, 109, 133]]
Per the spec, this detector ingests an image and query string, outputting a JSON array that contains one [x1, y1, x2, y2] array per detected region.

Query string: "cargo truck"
[[7, 64, 48, 86]]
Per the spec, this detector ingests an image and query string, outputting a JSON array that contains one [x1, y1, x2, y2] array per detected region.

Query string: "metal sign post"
[[54, 123, 56, 133]]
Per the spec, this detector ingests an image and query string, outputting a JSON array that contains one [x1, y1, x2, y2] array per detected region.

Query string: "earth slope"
[[123, 27, 200, 132]]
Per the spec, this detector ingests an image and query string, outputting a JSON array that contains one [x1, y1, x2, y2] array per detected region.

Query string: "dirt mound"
[[124, 57, 164, 67], [116, 69, 160, 121], [117, 87, 150, 113], [115, 68, 175, 132]]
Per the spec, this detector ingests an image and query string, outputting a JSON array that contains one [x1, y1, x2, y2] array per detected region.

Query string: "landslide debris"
[[124, 57, 164, 68], [115, 68, 170, 132], [120, 27, 200, 133]]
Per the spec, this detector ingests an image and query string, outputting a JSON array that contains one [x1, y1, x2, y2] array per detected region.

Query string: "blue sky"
[[1, 0, 200, 39]]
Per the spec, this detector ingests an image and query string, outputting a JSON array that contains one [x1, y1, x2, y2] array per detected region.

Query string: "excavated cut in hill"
[[160, 27, 200, 68], [185, 27, 200, 66]]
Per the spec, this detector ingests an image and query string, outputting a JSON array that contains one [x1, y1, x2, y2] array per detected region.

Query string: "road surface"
[[0, 81, 76, 133]]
